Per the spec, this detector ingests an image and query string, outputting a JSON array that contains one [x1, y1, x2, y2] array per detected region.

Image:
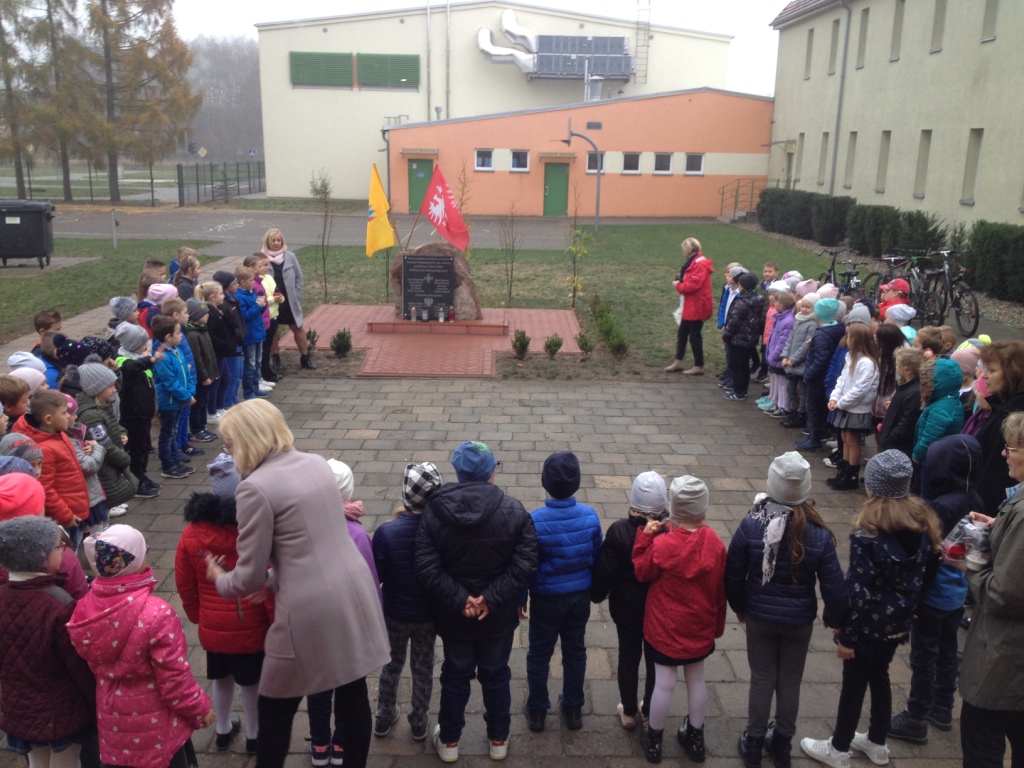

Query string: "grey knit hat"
[[109, 296, 138, 320], [115, 322, 150, 354], [207, 453, 240, 499], [78, 363, 117, 397], [631, 471, 667, 514], [668, 475, 709, 523], [844, 304, 872, 326], [186, 298, 209, 324], [865, 450, 913, 498], [767, 452, 813, 506], [0, 516, 60, 573]]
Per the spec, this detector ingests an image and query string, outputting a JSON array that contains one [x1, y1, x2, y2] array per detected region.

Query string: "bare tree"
[[499, 201, 522, 307], [186, 36, 262, 159]]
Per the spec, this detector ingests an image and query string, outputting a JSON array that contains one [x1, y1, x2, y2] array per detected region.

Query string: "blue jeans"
[[177, 405, 191, 448], [189, 384, 209, 434], [526, 590, 590, 711], [306, 690, 345, 747], [157, 409, 181, 470], [437, 632, 515, 743], [242, 342, 263, 398], [221, 355, 243, 408], [906, 603, 964, 720]]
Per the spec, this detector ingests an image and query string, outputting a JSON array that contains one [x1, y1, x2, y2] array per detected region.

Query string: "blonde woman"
[[261, 228, 314, 370], [665, 237, 714, 375], [204, 400, 389, 768]]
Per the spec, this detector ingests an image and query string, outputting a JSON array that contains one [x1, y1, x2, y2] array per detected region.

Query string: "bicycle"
[[863, 248, 942, 327], [816, 248, 866, 298], [923, 249, 981, 337]]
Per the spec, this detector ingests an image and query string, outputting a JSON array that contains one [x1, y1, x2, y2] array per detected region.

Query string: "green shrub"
[[899, 211, 947, 252], [330, 329, 352, 358], [607, 330, 629, 359], [810, 195, 854, 246], [757, 189, 814, 240], [575, 331, 594, 359], [962, 220, 1024, 301], [305, 328, 319, 352], [511, 328, 531, 359], [846, 204, 902, 257], [756, 188, 783, 232], [543, 333, 563, 358]]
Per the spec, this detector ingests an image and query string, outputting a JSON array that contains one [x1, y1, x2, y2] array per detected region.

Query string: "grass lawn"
[[0, 239, 215, 343], [294, 223, 834, 374], [227, 197, 366, 214]]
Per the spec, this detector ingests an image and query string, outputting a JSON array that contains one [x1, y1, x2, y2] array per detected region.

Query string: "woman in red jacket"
[[665, 238, 715, 375]]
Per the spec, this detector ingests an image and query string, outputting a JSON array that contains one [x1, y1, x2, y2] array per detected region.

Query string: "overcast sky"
[[173, 0, 790, 96]]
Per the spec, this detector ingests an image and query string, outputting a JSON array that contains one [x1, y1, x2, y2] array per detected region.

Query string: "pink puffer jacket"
[[67, 568, 210, 768]]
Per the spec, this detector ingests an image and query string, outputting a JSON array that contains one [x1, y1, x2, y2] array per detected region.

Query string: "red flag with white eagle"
[[418, 167, 470, 251]]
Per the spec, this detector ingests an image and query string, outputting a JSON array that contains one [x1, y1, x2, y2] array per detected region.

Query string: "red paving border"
[[280, 304, 582, 377]]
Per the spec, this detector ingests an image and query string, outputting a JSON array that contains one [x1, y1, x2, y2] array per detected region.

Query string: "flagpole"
[[404, 209, 423, 250], [388, 212, 402, 249]]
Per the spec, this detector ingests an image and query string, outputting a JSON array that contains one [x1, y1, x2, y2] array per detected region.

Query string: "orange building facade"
[[384, 88, 773, 219]]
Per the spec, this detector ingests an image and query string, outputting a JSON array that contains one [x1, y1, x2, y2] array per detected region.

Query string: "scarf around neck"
[[263, 247, 286, 265], [749, 493, 792, 584]]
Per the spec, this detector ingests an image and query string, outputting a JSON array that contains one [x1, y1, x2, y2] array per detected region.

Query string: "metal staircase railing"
[[718, 178, 782, 219]]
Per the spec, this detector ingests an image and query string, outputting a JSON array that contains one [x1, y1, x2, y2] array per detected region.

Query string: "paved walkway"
[[0, 376, 966, 768]]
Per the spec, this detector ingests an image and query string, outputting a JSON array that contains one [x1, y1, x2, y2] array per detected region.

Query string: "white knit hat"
[[631, 471, 667, 514], [669, 475, 709, 523]]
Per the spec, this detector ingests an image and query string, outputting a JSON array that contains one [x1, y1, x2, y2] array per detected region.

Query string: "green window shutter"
[[290, 52, 354, 87], [357, 54, 420, 88]]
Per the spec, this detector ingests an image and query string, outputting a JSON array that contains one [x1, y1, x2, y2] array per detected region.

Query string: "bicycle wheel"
[[953, 283, 980, 337], [919, 291, 944, 327], [861, 272, 884, 302], [929, 279, 949, 324], [818, 272, 831, 286]]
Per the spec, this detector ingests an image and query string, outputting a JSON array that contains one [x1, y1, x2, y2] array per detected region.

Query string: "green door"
[[408, 159, 433, 212], [543, 163, 569, 217]]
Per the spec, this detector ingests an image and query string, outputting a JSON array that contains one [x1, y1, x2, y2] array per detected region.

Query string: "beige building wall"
[[770, 0, 1024, 227], [257, 1, 730, 200]]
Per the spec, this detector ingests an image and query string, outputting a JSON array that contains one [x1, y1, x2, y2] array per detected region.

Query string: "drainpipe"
[[426, 0, 432, 120], [381, 127, 391, 199], [828, 0, 852, 195], [445, 0, 451, 117]]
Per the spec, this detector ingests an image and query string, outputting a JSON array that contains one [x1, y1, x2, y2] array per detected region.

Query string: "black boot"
[[642, 725, 663, 764], [780, 413, 807, 429], [677, 717, 705, 763], [271, 354, 283, 371], [765, 726, 792, 768], [825, 459, 849, 488], [738, 731, 765, 768], [300, 354, 317, 370], [831, 463, 861, 491]]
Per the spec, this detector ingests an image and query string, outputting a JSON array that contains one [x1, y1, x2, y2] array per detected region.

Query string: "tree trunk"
[[99, 0, 120, 202], [0, 9, 26, 199], [45, 0, 73, 201]]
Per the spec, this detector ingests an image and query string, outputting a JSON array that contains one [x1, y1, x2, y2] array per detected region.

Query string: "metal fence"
[[176, 161, 265, 206]]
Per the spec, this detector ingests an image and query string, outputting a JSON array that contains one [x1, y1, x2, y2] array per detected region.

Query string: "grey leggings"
[[744, 618, 814, 738]]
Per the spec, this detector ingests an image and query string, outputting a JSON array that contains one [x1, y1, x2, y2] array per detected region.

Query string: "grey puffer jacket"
[[781, 312, 817, 377]]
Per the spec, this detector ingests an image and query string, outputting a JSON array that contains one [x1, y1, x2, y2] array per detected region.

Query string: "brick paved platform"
[[280, 305, 582, 378]]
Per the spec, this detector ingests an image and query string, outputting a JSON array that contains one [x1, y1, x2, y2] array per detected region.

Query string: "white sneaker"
[[616, 702, 637, 730], [489, 736, 508, 760], [826, 439, 839, 450], [207, 411, 221, 423], [108, 504, 129, 518], [432, 725, 458, 763], [800, 737, 851, 768], [259, 379, 276, 389], [851, 732, 890, 765]]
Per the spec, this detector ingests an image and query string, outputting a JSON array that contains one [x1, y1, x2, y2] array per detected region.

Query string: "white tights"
[[27, 744, 81, 768], [212, 675, 261, 739], [648, 661, 707, 732]]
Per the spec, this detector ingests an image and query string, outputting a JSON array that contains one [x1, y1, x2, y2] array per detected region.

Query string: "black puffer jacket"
[[725, 500, 847, 627], [591, 515, 650, 631], [415, 482, 538, 639], [879, 377, 922, 457], [722, 290, 765, 349], [206, 303, 244, 358], [976, 390, 1024, 513], [116, 354, 157, 421], [804, 323, 846, 382]]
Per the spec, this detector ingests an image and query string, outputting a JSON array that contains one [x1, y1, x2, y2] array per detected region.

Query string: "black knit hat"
[[542, 451, 581, 500]]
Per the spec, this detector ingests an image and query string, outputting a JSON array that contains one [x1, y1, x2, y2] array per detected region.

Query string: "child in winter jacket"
[[105, 296, 139, 341], [370, 462, 444, 745], [764, 290, 796, 417], [879, 348, 923, 459], [75, 363, 138, 515], [633, 475, 727, 764], [64, 393, 108, 532], [800, 451, 940, 768], [726, 453, 847, 768], [176, 454, 270, 754], [722, 272, 765, 400], [591, 471, 668, 732], [183, 299, 219, 443], [716, 263, 745, 386], [68, 525, 215, 768], [151, 316, 195, 480], [0, 516, 97, 767], [521, 451, 603, 732], [162, 298, 200, 460], [234, 266, 268, 401], [827, 323, 881, 491], [797, 299, 846, 450], [913, 358, 966, 493], [114, 322, 162, 499], [780, 294, 820, 429]]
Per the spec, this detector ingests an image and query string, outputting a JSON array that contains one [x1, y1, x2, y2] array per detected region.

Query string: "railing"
[[176, 161, 265, 206], [718, 178, 783, 219]]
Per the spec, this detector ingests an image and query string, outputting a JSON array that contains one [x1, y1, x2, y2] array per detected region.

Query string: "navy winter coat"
[[722, 290, 765, 350], [526, 497, 602, 597], [372, 511, 433, 624], [725, 501, 847, 627], [804, 323, 846, 382]]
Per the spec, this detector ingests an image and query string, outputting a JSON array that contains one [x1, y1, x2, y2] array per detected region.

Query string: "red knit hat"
[[0, 473, 46, 521]]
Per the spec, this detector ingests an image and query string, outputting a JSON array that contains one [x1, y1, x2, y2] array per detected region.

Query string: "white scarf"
[[263, 247, 286, 265], [749, 494, 792, 584]]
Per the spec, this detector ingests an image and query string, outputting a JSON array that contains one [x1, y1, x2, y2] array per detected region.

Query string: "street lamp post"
[[557, 119, 601, 233]]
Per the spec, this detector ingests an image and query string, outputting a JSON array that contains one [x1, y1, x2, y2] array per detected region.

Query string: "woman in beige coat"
[[206, 400, 388, 768]]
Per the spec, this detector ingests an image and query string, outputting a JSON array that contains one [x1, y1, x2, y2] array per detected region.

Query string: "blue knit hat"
[[814, 298, 841, 324]]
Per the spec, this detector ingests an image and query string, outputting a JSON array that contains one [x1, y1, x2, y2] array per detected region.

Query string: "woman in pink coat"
[[68, 525, 215, 768]]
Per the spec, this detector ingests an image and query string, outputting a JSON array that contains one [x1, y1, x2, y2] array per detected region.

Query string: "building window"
[[475, 149, 493, 171], [356, 53, 420, 88], [804, 28, 814, 79], [961, 128, 984, 204], [931, 0, 947, 52], [890, 0, 905, 61], [817, 132, 830, 186], [622, 152, 641, 174], [844, 131, 857, 189], [856, 8, 869, 68], [684, 154, 704, 175], [913, 130, 932, 199], [981, 0, 998, 41], [510, 150, 529, 172], [876, 130, 891, 193], [828, 19, 840, 74], [795, 133, 805, 184], [587, 151, 605, 174], [654, 153, 673, 174], [289, 52, 354, 87]]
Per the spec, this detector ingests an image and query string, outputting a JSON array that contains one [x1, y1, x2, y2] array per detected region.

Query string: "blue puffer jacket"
[[527, 498, 602, 597], [372, 511, 433, 624], [716, 285, 732, 329], [235, 288, 267, 345], [178, 333, 197, 389], [913, 358, 965, 461], [824, 345, 848, 401], [725, 499, 847, 627], [152, 346, 192, 411], [804, 323, 846, 382]]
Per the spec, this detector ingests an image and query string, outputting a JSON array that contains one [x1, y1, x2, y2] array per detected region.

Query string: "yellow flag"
[[366, 164, 397, 258]]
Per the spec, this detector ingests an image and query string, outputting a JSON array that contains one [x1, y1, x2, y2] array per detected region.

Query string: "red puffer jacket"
[[175, 492, 273, 654], [0, 575, 96, 742], [633, 524, 727, 660], [12, 415, 89, 526], [675, 253, 715, 322]]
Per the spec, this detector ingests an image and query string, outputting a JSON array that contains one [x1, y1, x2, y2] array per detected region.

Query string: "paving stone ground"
[[0, 375, 971, 768]]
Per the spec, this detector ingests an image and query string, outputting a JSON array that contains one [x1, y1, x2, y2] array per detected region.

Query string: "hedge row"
[[961, 221, 1024, 302]]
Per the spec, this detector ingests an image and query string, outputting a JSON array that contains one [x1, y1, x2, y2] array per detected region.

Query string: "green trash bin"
[[0, 200, 55, 269]]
